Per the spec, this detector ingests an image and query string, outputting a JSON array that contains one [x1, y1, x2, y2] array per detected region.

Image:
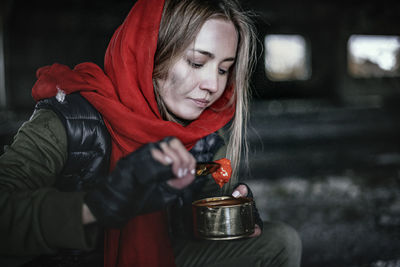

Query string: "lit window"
[[348, 35, 400, 78], [264, 34, 311, 81]]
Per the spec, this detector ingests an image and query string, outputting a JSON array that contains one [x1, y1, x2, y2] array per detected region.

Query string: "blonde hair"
[[153, 0, 258, 185]]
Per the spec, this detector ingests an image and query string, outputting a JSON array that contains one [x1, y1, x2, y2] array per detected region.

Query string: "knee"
[[261, 221, 302, 267], [271, 222, 301, 253]]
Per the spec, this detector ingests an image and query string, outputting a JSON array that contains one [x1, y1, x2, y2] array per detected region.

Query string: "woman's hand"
[[232, 184, 262, 238], [150, 137, 196, 190]]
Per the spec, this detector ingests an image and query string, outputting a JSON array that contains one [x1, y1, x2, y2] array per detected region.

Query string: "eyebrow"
[[189, 49, 236, 62]]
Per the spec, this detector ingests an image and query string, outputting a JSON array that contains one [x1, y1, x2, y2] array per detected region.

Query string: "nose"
[[199, 69, 219, 93]]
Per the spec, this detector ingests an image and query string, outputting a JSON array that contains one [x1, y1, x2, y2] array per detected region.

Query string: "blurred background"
[[0, 0, 399, 266]]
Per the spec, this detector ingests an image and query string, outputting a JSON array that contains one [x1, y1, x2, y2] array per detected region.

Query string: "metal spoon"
[[195, 162, 221, 176]]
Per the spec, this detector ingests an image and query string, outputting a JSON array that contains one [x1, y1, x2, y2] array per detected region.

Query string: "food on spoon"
[[211, 158, 232, 188]]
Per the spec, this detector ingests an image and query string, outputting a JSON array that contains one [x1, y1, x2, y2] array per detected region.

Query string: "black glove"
[[84, 139, 178, 228], [234, 182, 264, 231]]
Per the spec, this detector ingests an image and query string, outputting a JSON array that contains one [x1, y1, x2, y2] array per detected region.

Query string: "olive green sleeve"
[[0, 109, 98, 256]]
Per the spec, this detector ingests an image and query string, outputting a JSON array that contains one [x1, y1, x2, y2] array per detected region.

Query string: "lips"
[[191, 98, 210, 108]]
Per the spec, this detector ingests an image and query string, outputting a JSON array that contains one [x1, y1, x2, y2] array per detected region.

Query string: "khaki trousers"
[[173, 221, 302, 267]]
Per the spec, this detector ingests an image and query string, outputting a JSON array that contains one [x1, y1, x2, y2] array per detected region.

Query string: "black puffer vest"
[[35, 93, 111, 192]]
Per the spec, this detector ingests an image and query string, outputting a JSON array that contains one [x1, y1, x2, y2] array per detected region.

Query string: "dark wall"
[[247, 0, 400, 103], [4, 0, 134, 109], [233, 0, 400, 179]]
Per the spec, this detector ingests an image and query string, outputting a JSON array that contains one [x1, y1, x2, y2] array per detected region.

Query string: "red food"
[[212, 158, 232, 188]]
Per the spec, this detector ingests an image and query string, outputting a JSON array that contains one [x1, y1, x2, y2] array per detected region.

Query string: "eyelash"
[[219, 69, 228, 75], [188, 60, 203, 69], [187, 60, 229, 76]]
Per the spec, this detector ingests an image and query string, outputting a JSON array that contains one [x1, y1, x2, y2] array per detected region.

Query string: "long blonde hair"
[[153, 0, 258, 184]]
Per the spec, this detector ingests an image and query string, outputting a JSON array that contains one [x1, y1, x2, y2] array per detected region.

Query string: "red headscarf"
[[32, 0, 235, 266]]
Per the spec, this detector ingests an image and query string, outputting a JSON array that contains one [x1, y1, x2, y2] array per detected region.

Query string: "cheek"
[[160, 72, 183, 101], [215, 79, 228, 99], [168, 65, 191, 93], [168, 70, 181, 88], [174, 76, 199, 101]]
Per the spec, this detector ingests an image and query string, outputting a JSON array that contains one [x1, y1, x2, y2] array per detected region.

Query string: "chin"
[[177, 110, 203, 121], [180, 114, 200, 121], [172, 105, 205, 121]]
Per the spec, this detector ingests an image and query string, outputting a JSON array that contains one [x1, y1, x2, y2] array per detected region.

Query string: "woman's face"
[[156, 18, 238, 121]]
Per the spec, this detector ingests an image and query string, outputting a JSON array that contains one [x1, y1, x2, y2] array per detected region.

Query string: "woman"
[[0, 0, 302, 266]]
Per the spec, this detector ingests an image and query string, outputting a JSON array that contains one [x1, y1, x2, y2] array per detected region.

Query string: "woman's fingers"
[[249, 224, 262, 238], [150, 147, 173, 165], [172, 138, 195, 177], [159, 141, 182, 177], [150, 137, 196, 189], [231, 184, 261, 238], [166, 175, 195, 189], [231, 184, 248, 198], [160, 138, 195, 179], [163, 138, 196, 189]]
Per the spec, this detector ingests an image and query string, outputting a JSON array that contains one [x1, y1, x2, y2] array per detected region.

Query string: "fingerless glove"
[[84, 139, 178, 228]]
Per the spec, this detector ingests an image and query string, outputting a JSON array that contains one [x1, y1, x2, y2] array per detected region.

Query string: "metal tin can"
[[192, 196, 255, 240]]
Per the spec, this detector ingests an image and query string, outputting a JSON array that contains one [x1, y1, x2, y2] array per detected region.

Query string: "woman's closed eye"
[[218, 68, 228, 75], [187, 59, 229, 76], [187, 59, 203, 69]]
